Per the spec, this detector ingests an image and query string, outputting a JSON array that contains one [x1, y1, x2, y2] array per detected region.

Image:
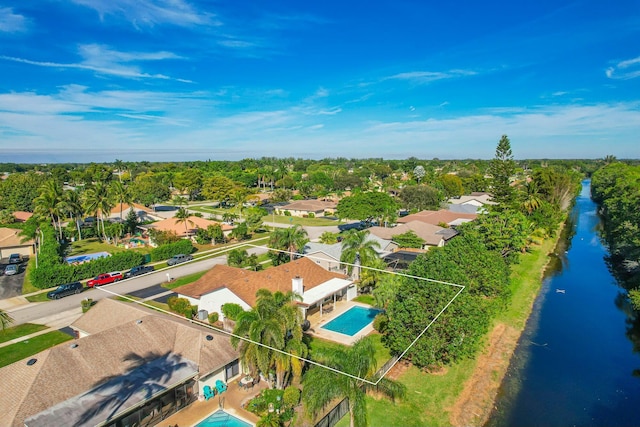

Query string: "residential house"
[[368, 221, 458, 250], [0, 227, 34, 259], [276, 200, 337, 217], [303, 234, 396, 275], [12, 211, 33, 223], [107, 202, 162, 222], [397, 209, 477, 227], [140, 215, 234, 246], [447, 192, 495, 214], [0, 299, 240, 427], [175, 257, 356, 320]]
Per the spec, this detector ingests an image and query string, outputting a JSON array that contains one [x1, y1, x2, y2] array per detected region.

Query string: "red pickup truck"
[[87, 271, 123, 288]]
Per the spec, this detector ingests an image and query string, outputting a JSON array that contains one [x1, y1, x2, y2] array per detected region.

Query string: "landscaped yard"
[[66, 237, 151, 257], [0, 331, 73, 368]]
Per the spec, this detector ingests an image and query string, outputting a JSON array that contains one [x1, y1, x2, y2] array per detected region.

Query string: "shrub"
[[284, 210, 291, 216], [221, 303, 245, 321], [282, 386, 301, 408], [308, 212, 315, 218], [167, 296, 196, 318], [372, 313, 388, 333], [150, 239, 194, 261], [81, 298, 93, 313], [208, 312, 219, 324]]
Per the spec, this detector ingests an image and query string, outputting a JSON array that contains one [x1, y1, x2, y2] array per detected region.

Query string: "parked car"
[[8, 253, 21, 264], [87, 271, 123, 288], [47, 282, 83, 299], [4, 264, 18, 276], [124, 265, 155, 279], [167, 254, 193, 266]]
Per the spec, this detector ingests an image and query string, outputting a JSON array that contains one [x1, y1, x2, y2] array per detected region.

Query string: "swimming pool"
[[321, 306, 383, 336], [195, 410, 253, 427], [65, 251, 111, 264]]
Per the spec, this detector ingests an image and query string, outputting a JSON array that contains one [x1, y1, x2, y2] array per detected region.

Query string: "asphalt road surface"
[[8, 246, 267, 326]]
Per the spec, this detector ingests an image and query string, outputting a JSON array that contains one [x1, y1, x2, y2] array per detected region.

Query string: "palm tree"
[[60, 189, 84, 241], [174, 207, 194, 237], [522, 181, 543, 215], [269, 224, 309, 262], [114, 159, 125, 182], [231, 289, 307, 390], [302, 336, 406, 427], [340, 229, 381, 279], [0, 309, 13, 330], [83, 181, 112, 241], [34, 180, 64, 240], [109, 181, 132, 220]]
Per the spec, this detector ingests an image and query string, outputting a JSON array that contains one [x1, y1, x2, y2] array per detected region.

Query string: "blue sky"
[[0, 0, 639, 163]]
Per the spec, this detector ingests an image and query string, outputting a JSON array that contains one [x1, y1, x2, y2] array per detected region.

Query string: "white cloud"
[[606, 55, 640, 80], [71, 0, 219, 28], [0, 44, 190, 82], [387, 69, 477, 84], [0, 7, 28, 33]]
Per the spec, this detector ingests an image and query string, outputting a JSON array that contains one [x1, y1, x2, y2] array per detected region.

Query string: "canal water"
[[487, 180, 640, 427]]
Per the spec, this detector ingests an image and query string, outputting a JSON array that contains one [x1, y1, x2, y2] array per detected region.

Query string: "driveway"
[[0, 260, 25, 299]]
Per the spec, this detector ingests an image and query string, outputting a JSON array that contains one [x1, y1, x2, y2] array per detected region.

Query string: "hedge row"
[[30, 250, 146, 289], [150, 239, 194, 261]]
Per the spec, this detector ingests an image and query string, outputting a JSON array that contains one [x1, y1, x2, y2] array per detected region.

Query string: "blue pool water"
[[65, 251, 111, 264], [195, 410, 252, 427], [321, 306, 382, 336]]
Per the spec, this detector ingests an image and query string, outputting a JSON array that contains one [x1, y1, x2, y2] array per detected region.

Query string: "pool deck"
[[156, 379, 268, 427], [305, 300, 377, 345]]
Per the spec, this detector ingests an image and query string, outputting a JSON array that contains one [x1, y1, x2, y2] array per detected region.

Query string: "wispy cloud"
[[606, 55, 640, 80], [71, 0, 220, 29], [0, 7, 28, 33], [387, 69, 477, 84], [0, 44, 191, 82]]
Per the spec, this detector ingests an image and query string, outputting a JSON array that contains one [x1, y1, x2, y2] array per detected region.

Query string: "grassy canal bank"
[[335, 230, 563, 427]]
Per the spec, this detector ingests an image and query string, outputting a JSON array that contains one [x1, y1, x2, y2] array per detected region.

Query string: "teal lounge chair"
[[215, 379, 227, 394], [203, 385, 215, 400]]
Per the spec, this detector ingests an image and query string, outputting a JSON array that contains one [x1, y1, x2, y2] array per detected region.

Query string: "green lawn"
[[0, 331, 73, 368], [26, 292, 52, 303], [0, 323, 48, 344], [162, 270, 208, 290], [21, 257, 39, 294], [67, 237, 152, 256], [306, 333, 391, 371]]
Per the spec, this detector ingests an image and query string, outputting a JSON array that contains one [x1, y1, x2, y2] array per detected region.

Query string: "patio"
[[305, 300, 378, 345], [156, 378, 268, 427]]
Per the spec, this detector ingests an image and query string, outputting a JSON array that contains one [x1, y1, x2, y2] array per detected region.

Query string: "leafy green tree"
[[230, 222, 250, 241], [488, 135, 516, 207], [124, 209, 140, 235], [0, 210, 14, 225], [0, 171, 47, 212], [202, 175, 239, 204], [269, 225, 309, 262], [337, 192, 398, 225], [272, 188, 293, 203], [129, 172, 171, 207], [439, 174, 464, 198], [391, 230, 425, 248], [340, 229, 381, 278], [302, 336, 406, 427], [399, 185, 442, 211]]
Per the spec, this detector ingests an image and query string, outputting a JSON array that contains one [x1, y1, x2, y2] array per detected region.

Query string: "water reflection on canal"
[[487, 180, 640, 427]]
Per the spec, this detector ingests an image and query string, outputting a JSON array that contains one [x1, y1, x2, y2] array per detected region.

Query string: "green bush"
[[372, 313, 388, 333], [283, 386, 301, 408], [208, 312, 219, 324], [29, 250, 145, 289], [221, 303, 245, 321], [167, 296, 196, 318], [307, 212, 315, 218], [150, 239, 194, 261]]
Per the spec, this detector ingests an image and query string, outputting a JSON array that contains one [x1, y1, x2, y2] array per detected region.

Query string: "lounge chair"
[[203, 385, 215, 400], [215, 379, 227, 394]]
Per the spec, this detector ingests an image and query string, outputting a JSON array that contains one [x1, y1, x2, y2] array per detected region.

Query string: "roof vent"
[[27, 358, 37, 366], [136, 319, 143, 324], [70, 343, 79, 349], [206, 335, 214, 341]]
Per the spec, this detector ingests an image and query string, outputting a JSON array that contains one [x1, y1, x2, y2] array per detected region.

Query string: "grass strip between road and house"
[[337, 233, 561, 427], [0, 323, 48, 344], [0, 331, 73, 368]]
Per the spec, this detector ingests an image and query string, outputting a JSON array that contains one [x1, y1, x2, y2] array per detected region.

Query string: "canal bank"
[[485, 180, 640, 427]]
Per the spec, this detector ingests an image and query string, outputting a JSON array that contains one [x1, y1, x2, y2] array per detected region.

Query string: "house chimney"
[[292, 276, 304, 295]]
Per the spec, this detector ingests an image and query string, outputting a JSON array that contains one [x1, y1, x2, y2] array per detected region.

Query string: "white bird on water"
[[556, 289, 566, 294]]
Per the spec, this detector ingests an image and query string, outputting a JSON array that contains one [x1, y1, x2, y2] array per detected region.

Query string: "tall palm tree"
[[109, 181, 132, 220], [34, 180, 64, 240], [174, 207, 194, 237], [83, 181, 112, 241], [60, 189, 84, 241], [302, 336, 406, 427], [269, 224, 309, 262], [522, 181, 543, 215], [340, 229, 381, 279]]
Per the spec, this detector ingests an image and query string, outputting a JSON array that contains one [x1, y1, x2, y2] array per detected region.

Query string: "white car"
[[4, 264, 18, 276]]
